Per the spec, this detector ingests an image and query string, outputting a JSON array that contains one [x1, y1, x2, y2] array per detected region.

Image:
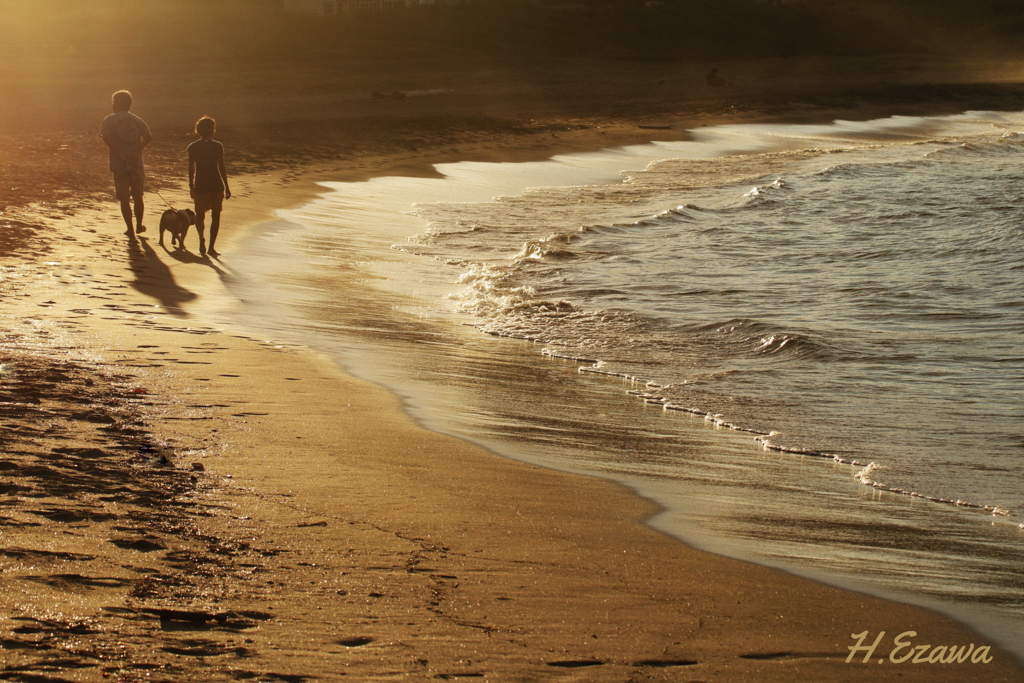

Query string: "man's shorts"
[[112, 168, 145, 201], [194, 191, 224, 214]]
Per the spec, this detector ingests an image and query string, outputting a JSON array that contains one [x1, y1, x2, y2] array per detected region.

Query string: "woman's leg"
[[207, 209, 221, 257], [195, 210, 207, 255]]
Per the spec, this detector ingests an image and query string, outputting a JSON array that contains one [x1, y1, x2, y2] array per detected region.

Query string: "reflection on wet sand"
[[287, 286, 1024, 661]]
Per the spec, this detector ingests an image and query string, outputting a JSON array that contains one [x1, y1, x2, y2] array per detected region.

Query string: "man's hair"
[[195, 116, 216, 137], [111, 90, 133, 111]]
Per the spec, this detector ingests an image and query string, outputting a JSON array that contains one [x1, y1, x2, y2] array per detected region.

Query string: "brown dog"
[[158, 208, 196, 249]]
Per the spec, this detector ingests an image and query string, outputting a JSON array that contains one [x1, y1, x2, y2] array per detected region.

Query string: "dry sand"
[[3, 56, 1024, 681]]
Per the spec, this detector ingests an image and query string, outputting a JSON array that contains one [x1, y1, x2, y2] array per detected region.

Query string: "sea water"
[[223, 112, 1024, 660]]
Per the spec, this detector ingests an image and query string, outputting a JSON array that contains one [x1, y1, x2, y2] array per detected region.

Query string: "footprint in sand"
[[337, 637, 374, 647], [546, 660, 604, 668], [110, 538, 166, 553], [27, 574, 136, 590], [632, 658, 699, 668]]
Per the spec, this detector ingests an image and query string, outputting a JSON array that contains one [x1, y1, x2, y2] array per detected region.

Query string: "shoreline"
[[234, 115, 1024, 665], [4, 69, 1024, 678]]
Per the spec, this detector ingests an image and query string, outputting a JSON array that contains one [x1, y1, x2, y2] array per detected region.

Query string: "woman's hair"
[[195, 116, 216, 137], [112, 90, 133, 111]]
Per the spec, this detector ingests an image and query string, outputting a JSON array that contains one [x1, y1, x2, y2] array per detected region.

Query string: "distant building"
[[283, 0, 442, 13], [538, 0, 586, 8]]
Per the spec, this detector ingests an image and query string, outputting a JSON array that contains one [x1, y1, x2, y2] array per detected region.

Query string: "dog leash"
[[151, 186, 177, 211], [129, 162, 179, 211]]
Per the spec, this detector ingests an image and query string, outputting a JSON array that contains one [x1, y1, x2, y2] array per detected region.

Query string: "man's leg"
[[130, 169, 146, 233], [132, 193, 146, 233], [119, 198, 134, 234], [114, 171, 135, 234]]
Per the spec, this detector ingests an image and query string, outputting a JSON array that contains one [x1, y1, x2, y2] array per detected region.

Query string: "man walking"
[[100, 90, 152, 236]]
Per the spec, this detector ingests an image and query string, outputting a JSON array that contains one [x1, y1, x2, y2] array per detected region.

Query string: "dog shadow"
[[162, 244, 206, 264], [161, 243, 230, 278]]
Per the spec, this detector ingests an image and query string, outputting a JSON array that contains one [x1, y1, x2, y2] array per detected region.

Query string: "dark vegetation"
[[1, 0, 1022, 65]]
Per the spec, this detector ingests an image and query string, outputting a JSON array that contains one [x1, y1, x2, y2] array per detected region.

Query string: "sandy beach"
[[3, 54, 1024, 681]]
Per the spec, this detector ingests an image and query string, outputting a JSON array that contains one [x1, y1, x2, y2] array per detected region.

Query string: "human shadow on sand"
[[127, 236, 196, 315], [161, 243, 230, 280]]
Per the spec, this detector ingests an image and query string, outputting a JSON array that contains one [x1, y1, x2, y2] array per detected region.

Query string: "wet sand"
[[3, 56, 1024, 681]]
